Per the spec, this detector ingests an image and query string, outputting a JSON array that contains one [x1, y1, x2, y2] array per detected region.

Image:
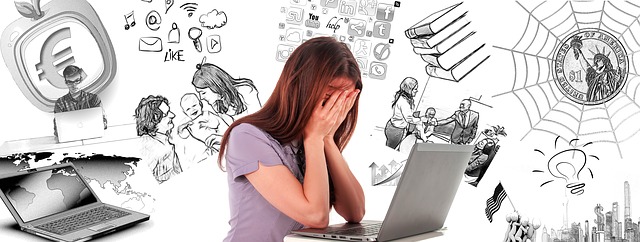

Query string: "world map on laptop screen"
[[0, 166, 98, 222]]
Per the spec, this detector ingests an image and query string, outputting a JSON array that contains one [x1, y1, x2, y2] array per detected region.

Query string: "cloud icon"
[[286, 32, 301, 42], [199, 9, 227, 29]]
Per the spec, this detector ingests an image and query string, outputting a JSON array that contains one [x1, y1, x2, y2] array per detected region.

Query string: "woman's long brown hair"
[[217, 37, 363, 170]]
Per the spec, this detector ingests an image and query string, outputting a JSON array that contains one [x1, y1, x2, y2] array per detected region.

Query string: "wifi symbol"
[[180, 3, 198, 17]]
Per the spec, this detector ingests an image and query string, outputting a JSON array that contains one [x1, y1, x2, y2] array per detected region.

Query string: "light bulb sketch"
[[532, 136, 598, 196]]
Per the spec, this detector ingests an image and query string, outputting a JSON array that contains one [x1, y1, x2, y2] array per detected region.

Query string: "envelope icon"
[[139, 37, 163, 52]]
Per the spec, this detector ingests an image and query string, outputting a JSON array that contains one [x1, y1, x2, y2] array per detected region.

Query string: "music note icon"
[[124, 11, 136, 30]]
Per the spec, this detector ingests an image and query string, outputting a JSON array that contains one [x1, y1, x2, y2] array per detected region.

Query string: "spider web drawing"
[[493, 1, 640, 158]]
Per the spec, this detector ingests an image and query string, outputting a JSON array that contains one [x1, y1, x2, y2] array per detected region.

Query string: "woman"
[[192, 62, 262, 119], [384, 77, 420, 150], [585, 53, 621, 102], [218, 37, 365, 242]]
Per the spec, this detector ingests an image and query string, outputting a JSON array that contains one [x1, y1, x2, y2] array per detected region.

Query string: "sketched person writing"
[[134, 95, 183, 184], [217, 37, 365, 241], [53, 65, 107, 136], [191, 63, 262, 120], [436, 99, 479, 145]]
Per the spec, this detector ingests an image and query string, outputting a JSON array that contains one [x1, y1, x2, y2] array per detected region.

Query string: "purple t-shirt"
[[223, 123, 304, 242]]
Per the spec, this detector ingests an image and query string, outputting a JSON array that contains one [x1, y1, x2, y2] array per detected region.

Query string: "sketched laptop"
[[293, 143, 473, 241], [0, 163, 149, 242], [55, 107, 104, 143]]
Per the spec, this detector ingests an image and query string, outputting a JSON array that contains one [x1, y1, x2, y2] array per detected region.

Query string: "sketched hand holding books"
[[405, 3, 490, 82]]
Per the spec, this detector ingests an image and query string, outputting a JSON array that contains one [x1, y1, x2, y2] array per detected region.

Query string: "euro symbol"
[[35, 27, 75, 89]]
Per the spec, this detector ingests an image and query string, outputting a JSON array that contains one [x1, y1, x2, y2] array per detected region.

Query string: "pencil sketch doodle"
[[168, 23, 180, 43], [165, 0, 174, 14], [145, 10, 161, 31], [139, 37, 163, 52], [200, 9, 227, 29], [493, 1, 640, 158], [532, 136, 597, 196], [405, 2, 490, 82], [188, 27, 203, 52], [180, 3, 198, 18], [124, 11, 136, 30]]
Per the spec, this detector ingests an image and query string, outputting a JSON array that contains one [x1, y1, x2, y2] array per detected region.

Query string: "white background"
[[0, 0, 639, 241]]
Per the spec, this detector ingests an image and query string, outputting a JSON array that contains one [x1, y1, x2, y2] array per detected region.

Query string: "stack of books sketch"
[[405, 3, 490, 82]]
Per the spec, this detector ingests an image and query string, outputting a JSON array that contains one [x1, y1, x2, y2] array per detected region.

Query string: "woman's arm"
[[244, 91, 348, 228], [324, 138, 365, 223], [245, 137, 330, 228]]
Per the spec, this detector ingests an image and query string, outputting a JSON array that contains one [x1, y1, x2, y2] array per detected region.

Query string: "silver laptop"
[[0, 163, 149, 242], [292, 143, 473, 241], [55, 107, 105, 143]]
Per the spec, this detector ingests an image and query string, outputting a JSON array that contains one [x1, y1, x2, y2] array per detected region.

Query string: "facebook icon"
[[376, 3, 394, 21]]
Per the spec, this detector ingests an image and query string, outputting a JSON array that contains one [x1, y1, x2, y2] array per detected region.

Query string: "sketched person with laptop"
[[134, 95, 183, 183], [53, 65, 107, 137], [217, 37, 365, 241]]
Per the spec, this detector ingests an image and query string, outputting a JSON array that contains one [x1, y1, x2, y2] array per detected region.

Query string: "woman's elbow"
[[346, 208, 365, 223], [303, 211, 329, 228]]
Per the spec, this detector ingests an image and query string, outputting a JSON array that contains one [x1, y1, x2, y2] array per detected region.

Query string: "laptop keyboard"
[[331, 223, 382, 236], [35, 206, 130, 235]]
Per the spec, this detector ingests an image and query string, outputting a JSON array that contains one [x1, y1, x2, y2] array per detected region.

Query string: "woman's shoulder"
[[230, 123, 276, 144]]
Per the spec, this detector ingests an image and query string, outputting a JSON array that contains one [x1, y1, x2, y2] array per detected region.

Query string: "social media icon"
[[353, 39, 371, 57], [290, 0, 307, 6], [369, 61, 387, 79], [372, 21, 391, 39], [373, 42, 391, 60], [321, 0, 339, 8], [286, 7, 304, 25], [355, 57, 368, 72], [1, 0, 117, 111], [276, 44, 297, 62], [285, 28, 303, 43], [376, 3, 395, 21], [358, 0, 377, 16], [347, 18, 367, 37], [338, 0, 357, 17], [206, 35, 221, 53]]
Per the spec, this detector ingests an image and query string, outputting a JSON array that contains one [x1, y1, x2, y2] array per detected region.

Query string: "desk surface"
[[284, 229, 448, 241], [0, 124, 138, 155]]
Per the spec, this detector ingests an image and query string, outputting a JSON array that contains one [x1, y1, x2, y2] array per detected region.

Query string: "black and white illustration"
[[405, 2, 490, 82], [532, 136, 597, 196], [538, 181, 639, 242], [277, 0, 399, 80], [493, 1, 640, 158], [0, 0, 117, 112]]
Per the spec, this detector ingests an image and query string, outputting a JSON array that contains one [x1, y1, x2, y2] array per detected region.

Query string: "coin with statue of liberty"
[[552, 28, 628, 105]]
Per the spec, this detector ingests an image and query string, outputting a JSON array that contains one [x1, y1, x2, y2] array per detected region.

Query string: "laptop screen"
[[0, 166, 98, 222]]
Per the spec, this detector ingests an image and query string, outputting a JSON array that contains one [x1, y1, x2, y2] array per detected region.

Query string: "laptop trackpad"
[[88, 223, 114, 232]]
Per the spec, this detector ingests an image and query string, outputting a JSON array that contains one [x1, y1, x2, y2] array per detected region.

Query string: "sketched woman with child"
[[191, 61, 262, 120]]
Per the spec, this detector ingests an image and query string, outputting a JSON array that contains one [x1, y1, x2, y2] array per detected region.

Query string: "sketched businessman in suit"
[[436, 99, 479, 145]]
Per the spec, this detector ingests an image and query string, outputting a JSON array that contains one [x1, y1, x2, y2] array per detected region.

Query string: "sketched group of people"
[[134, 62, 261, 183], [384, 77, 480, 151], [384, 77, 506, 186]]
